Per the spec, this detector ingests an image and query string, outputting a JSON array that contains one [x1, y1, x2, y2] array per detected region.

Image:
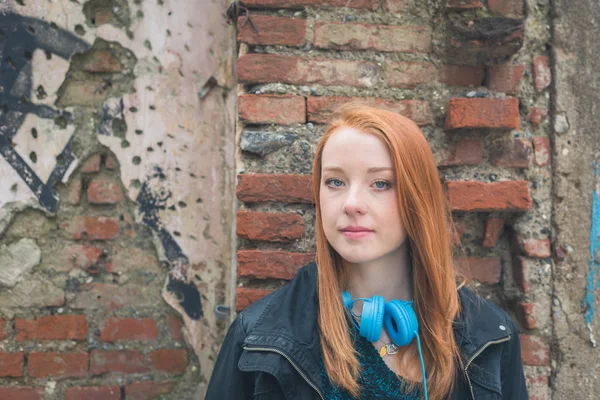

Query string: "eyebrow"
[[322, 166, 393, 173]]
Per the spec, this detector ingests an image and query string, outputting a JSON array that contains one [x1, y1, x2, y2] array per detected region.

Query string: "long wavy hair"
[[313, 102, 463, 399]]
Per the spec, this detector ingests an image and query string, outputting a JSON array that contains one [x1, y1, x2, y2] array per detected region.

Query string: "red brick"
[[482, 218, 504, 248], [489, 138, 532, 168], [105, 155, 119, 170], [125, 381, 176, 400], [438, 65, 484, 87], [81, 154, 101, 173], [71, 283, 149, 309], [167, 315, 185, 341], [520, 335, 550, 366], [28, 352, 87, 378], [87, 179, 124, 205], [512, 255, 531, 293], [528, 107, 548, 126], [100, 318, 158, 342], [486, 64, 525, 94], [83, 50, 121, 73], [237, 174, 313, 204], [64, 244, 104, 272], [526, 374, 551, 400], [513, 302, 536, 330], [65, 216, 120, 240], [236, 211, 305, 242], [513, 236, 551, 258], [238, 250, 315, 280], [0, 352, 24, 377], [382, 0, 403, 12], [385, 61, 437, 89], [455, 257, 501, 285], [438, 138, 482, 166], [238, 15, 306, 46], [447, 181, 532, 212], [238, 94, 306, 125], [238, 54, 379, 88], [90, 350, 148, 374], [241, 0, 377, 9], [447, 0, 482, 9], [236, 288, 274, 312], [315, 22, 431, 53], [533, 56, 551, 92], [66, 179, 82, 205], [448, 20, 524, 61], [445, 98, 519, 129], [0, 317, 8, 341], [533, 137, 551, 166], [16, 315, 87, 341], [307, 96, 433, 126], [65, 386, 120, 400], [488, 0, 524, 18], [150, 349, 188, 373], [0, 388, 43, 400]]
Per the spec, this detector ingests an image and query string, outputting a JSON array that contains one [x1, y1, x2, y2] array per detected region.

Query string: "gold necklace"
[[377, 341, 399, 357]]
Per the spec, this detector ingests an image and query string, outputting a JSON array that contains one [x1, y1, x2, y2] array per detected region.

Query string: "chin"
[[334, 245, 379, 264]]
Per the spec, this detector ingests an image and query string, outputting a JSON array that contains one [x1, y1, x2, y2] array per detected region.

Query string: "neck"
[[343, 241, 413, 303]]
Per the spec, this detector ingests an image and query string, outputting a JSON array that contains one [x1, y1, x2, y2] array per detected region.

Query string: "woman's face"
[[319, 127, 408, 265]]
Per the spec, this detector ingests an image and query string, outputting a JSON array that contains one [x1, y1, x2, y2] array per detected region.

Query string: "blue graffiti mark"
[[583, 190, 600, 325], [593, 160, 599, 177]]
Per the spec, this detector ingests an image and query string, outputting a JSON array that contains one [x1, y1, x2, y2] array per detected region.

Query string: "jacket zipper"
[[463, 336, 511, 400], [243, 345, 325, 400]]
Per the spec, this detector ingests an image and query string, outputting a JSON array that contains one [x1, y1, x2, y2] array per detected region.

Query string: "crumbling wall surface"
[[0, 0, 235, 398], [551, 0, 600, 398]]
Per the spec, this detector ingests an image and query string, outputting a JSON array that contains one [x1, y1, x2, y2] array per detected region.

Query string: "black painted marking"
[[0, 12, 89, 212], [167, 275, 203, 320], [136, 167, 202, 320]]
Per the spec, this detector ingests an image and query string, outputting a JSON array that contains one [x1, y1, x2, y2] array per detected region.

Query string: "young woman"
[[206, 103, 528, 399]]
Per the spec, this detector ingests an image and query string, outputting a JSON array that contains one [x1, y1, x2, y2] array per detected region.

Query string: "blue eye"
[[325, 178, 343, 188], [374, 181, 391, 190]]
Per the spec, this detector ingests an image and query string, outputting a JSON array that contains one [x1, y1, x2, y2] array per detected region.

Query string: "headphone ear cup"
[[361, 295, 385, 342], [384, 300, 419, 347], [342, 291, 353, 310]]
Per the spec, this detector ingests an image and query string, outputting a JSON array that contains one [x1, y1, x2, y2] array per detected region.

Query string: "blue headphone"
[[342, 291, 429, 400]]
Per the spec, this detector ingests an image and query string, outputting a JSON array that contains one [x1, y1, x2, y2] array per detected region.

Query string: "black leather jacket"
[[206, 262, 528, 399]]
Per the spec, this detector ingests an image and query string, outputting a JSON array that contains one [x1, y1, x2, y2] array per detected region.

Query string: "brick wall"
[[234, 0, 552, 398], [0, 153, 190, 398]]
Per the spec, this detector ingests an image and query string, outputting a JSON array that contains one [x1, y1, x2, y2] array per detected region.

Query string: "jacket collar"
[[242, 262, 512, 391]]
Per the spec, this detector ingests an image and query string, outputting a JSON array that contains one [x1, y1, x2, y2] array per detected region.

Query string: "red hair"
[[313, 102, 463, 399]]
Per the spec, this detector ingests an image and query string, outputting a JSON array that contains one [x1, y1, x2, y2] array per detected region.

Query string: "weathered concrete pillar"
[[551, 0, 600, 398]]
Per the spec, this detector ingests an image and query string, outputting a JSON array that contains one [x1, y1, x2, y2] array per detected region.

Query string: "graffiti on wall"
[[583, 160, 600, 346], [1, 2, 235, 392], [0, 12, 89, 212]]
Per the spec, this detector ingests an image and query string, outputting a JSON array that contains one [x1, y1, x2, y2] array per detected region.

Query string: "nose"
[[342, 187, 367, 215]]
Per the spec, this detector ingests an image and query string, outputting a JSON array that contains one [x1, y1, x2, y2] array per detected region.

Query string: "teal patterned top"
[[319, 321, 421, 399]]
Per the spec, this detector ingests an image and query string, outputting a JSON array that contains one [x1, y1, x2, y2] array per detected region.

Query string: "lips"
[[340, 226, 373, 232], [340, 226, 373, 240]]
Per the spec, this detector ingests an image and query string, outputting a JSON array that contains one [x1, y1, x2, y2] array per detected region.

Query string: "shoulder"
[[454, 286, 527, 397], [454, 285, 518, 352], [457, 284, 513, 328], [236, 262, 318, 334]]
